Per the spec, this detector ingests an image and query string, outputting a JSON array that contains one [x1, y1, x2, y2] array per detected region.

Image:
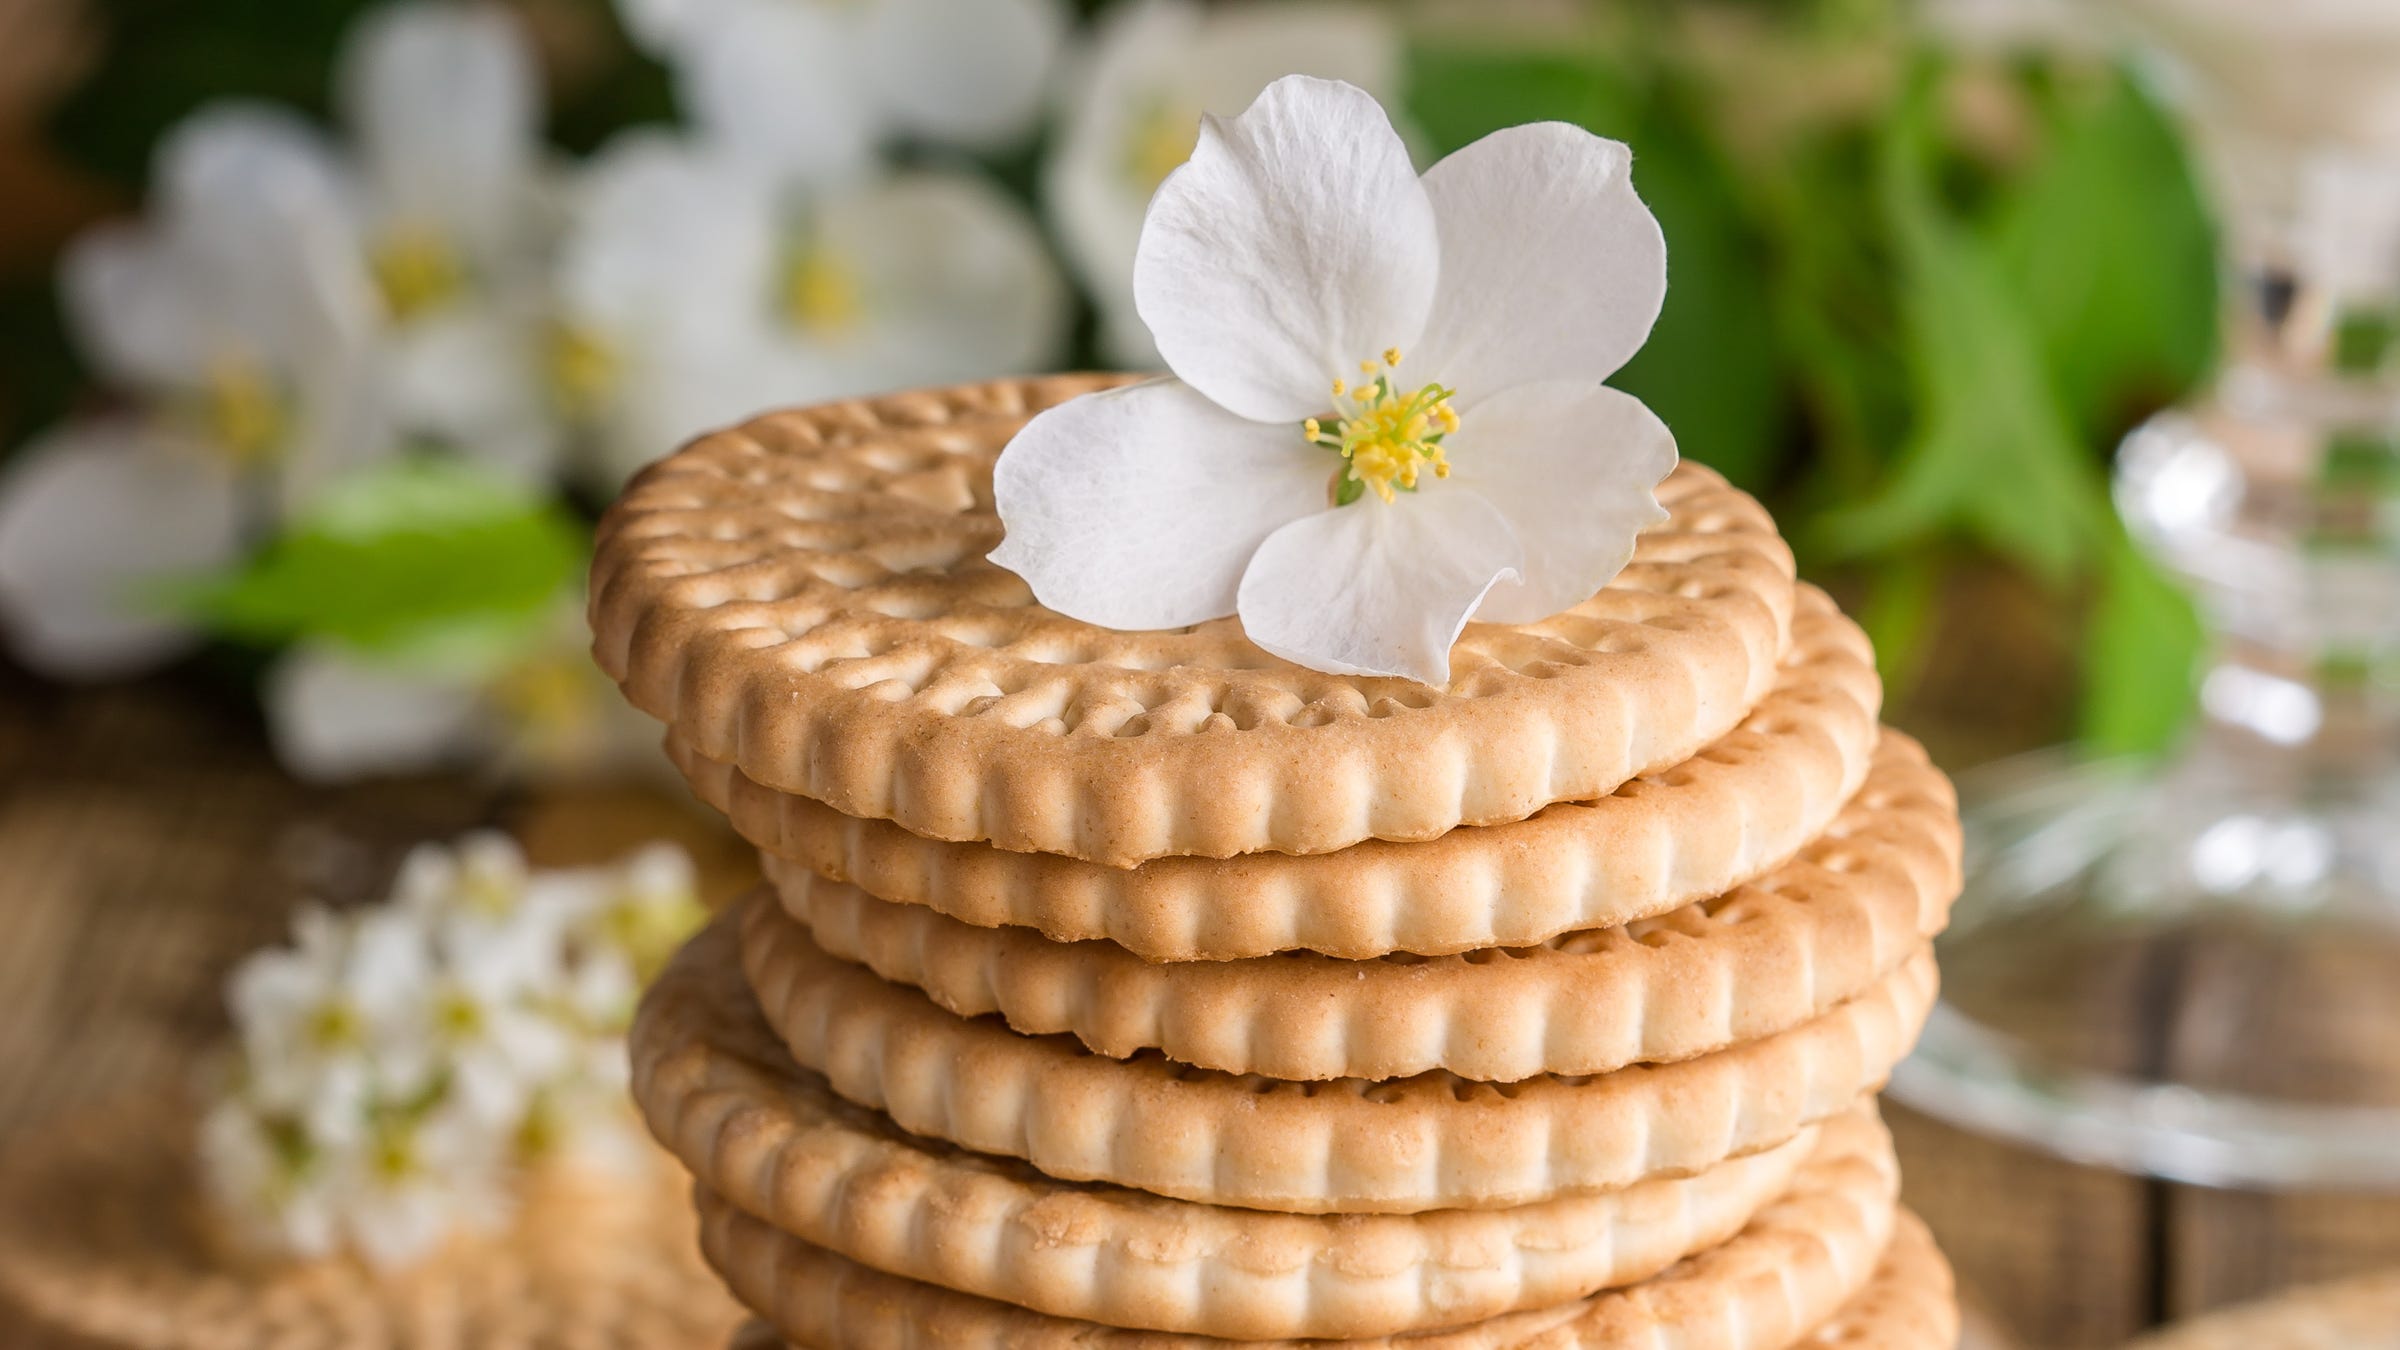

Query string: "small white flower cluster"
[[198, 832, 705, 1271]]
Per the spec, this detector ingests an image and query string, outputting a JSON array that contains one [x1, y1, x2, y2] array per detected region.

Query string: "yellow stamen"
[[783, 238, 862, 337], [546, 323, 617, 420], [371, 223, 467, 322], [202, 355, 288, 467], [1305, 355, 1460, 505]]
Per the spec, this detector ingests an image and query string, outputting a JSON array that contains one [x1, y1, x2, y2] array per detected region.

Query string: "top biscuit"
[[592, 376, 1797, 865]]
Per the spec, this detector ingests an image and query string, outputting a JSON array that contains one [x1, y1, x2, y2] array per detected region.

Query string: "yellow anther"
[[201, 355, 288, 468], [1359, 359, 1378, 375], [371, 223, 466, 322], [1303, 353, 1460, 506], [783, 238, 861, 337]]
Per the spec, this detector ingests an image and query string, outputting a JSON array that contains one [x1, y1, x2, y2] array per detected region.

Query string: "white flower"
[[199, 1092, 343, 1260], [623, 0, 1068, 160], [229, 905, 436, 1131], [556, 132, 1069, 486], [1045, 0, 1402, 366], [0, 107, 390, 678], [324, 1097, 509, 1269], [992, 77, 1678, 686], [335, 0, 563, 486]]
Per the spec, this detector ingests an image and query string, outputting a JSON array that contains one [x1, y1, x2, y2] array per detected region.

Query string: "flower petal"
[[788, 171, 1069, 397], [1133, 75, 1435, 422], [265, 644, 487, 782], [1236, 489, 1523, 685], [337, 2, 542, 258], [382, 308, 562, 486], [1446, 380, 1676, 624], [1043, 0, 1405, 371], [1412, 122, 1665, 397], [0, 421, 244, 678], [613, 0, 698, 52], [151, 103, 383, 375], [863, 0, 1067, 149], [679, 0, 876, 187], [990, 378, 1328, 630], [557, 132, 782, 350]]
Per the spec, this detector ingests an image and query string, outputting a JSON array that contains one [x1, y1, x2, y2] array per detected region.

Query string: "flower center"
[[781, 237, 863, 337], [199, 354, 290, 468], [372, 223, 467, 323], [1303, 349, 1458, 505], [545, 322, 617, 420], [1123, 98, 1201, 193]]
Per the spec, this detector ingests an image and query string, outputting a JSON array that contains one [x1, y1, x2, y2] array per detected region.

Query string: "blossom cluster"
[[0, 0, 1400, 780], [198, 833, 706, 1270]]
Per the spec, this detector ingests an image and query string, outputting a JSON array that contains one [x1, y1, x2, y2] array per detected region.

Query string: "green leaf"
[[1816, 64, 2108, 586], [2078, 535, 2202, 754], [1609, 84, 1788, 492], [1994, 70, 2219, 439], [167, 458, 587, 653]]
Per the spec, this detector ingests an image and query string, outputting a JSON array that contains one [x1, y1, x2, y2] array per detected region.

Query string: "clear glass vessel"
[[1889, 14, 2400, 1188]]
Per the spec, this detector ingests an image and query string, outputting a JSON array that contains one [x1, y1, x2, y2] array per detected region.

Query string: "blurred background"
[[0, 0, 2396, 1346]]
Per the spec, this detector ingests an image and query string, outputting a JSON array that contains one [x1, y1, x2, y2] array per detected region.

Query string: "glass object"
[[1889, 11, 2400, 1187]]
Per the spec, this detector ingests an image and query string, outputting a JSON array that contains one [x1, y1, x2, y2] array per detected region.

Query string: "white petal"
[[614, 0, 701, 52], [1133, 75, 1436, 422], [338, 2, 541, 256], [150, 104, 384, 376], [586, 337, 791, 489], [863, 0, 1067, 148], [1413, 122, 1666, 397], [1236, 489, 1522, 685], [265, 645, 487, 782], [277, 346, 404, 513], [155, 103, 355, 228], [557, 132, 781, 348], [802, 171, 1069, 392], [60, 222, 210, 391], [990, 378, 1327, 630], [1043, 1, 1403, 375], [381, 308, 562, 485], [1448, 381, 1676, 624], [0, 422, 243, 678], [679, 0, 877, 187]]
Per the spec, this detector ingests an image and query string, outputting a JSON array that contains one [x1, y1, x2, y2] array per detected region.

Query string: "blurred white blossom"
[[264, 599, 656, 784], [621, 0, 1069, 161], [0, 107, 389, 678], [1045, 0, 1403, 366], [557, 131, 1069, 486], [336, 2, 565, 484], [200, 833, 705, 1270], [0, 1, 560, 682]]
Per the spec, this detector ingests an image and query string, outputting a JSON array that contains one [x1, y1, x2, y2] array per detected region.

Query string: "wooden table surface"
[[3, 669, 2397, 1349]]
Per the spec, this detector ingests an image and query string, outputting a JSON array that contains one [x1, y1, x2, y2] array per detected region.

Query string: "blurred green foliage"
[[1406, 3, 2216, 752], [10, 0, 2220, 752]]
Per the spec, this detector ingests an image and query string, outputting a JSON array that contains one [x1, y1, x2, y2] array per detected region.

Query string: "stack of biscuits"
[[594, 375, 1966, 1349]]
